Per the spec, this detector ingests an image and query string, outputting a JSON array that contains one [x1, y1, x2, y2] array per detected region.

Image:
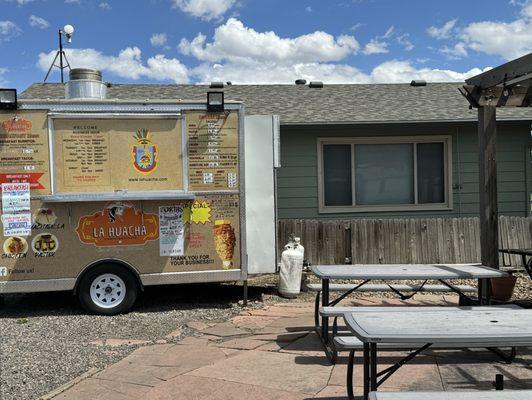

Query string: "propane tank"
[[278, 237, 305, 298]]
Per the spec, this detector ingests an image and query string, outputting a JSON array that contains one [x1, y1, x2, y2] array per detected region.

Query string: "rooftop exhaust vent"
[[210, 81, 224, 88], [65, 68, 106, 100], [410, 80, 427, 87], [309, 81, 323, 88], [295, 79, 307, 85]]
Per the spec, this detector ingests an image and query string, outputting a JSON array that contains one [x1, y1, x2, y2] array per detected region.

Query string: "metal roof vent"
[[210, 81, 224, 88], [65, 68, 107, 100], [295, 79, 307, 85], [410, 80, 427, 87], [308, 81, 323, 88]]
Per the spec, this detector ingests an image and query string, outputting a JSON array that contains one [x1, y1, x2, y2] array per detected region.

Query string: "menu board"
[[53, 118, 183, 193], [186, 111, 239, 191], [0, 111, 51, 195]]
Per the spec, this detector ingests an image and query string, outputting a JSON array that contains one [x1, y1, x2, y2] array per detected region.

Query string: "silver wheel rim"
[[89, 273, 126, 309]]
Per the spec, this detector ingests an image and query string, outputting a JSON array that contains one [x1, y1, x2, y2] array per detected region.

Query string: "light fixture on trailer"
[[44, 24, 75, 83], [0, 89, 17, 110], [207, 91, 224, 112]]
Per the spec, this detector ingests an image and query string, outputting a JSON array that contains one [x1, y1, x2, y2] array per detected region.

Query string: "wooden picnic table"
[[343, 307, 532, 400]]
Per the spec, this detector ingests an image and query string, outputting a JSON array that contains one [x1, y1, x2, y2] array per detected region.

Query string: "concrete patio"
[[49, 294, 532, 400]]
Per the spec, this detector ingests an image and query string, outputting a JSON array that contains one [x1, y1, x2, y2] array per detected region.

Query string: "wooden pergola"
[[459, 52, 532, 301]]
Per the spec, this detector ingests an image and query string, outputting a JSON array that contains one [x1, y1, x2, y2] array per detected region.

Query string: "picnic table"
[[343, 307, 532, 400], [311, 263, 508, 344], [369, 390, 532, 400], [498, 249, 532, 278]]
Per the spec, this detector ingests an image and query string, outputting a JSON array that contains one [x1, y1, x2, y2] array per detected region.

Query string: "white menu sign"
[[159, 206, 185, 257], [1, 182, 31, 214]]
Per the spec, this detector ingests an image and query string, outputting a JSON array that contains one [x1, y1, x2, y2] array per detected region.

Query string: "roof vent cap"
[[410, 80, 427, 87], [65, 68, 106, 100], [210, 81, 224, 88], [295, 79, 307, 85], [309, 81, 323, 88]]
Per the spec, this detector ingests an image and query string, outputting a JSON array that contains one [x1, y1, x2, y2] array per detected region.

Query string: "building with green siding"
[[20, 81, 532, 221]]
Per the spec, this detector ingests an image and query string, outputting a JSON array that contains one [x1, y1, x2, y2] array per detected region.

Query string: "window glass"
[[323, 144, 352, 206], [355, 144, 414, 205], [417, 142, 445, 203]]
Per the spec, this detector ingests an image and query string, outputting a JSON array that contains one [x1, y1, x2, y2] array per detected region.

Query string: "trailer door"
[[244, 115, 279, 274]]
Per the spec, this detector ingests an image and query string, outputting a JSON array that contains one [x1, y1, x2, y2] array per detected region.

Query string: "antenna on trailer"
[[44, 24, 75, 83]]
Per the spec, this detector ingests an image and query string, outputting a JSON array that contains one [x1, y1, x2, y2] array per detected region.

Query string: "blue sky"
[[1, 0, 532, 91]]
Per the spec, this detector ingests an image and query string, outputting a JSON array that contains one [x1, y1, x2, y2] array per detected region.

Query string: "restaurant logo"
[[76, 202, 159, 246], [1, 117, 32, 133], [131, 128, 157, 174]]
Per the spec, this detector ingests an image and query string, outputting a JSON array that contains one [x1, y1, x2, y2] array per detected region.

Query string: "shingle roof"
[[20, 82, 532, 124]]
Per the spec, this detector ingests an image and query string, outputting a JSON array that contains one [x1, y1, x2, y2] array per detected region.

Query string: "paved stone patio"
[[50, 294, 532, 399]]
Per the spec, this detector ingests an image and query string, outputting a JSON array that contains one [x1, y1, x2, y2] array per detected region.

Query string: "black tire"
[[78, 264, 138, 315]]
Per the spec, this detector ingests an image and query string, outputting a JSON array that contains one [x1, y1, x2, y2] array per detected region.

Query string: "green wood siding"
[[277, 122, 532, 219]]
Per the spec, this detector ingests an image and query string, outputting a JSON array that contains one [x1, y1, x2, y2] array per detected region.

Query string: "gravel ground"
[[0, 282, 273, 400], [0, 273, 529, 400]]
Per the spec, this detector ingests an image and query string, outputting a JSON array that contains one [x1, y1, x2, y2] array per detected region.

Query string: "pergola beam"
[[465, 52, 532, 89]]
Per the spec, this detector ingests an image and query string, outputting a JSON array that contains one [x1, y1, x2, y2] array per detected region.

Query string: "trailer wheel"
[[78, 264, 138, 315]]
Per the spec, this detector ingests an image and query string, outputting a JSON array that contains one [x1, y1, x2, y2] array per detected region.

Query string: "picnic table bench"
[[369, 390, 532, 400], [342, 307, 532, 400]]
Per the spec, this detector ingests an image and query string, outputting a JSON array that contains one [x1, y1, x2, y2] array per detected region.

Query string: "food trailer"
[[0, 70, 279, 314]]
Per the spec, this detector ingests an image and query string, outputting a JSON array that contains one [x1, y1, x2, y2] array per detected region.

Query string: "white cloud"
[[172, 0, 236, 21], [305, 6, 312, 12], [0, 20, 21, 42], [150, 33, 167, 47], [455, 5, 532, 60], [5, 0, 35, 5], [65, 0, 81, 4], [427, 19, 457, 40], [38, 47, 189, 83], [29, 15, 49, 29], [99, 2, 111, 10], [440, 2, 532, 60], [0, 67, 8, 86], [176, 18, 482, 84], [179, 18, 360, 64], [363, 38, 388, 55], [396, 34, 414, 51], [369, 60, 487, 83], [441, 42, 468, 59], [190, 59, 488, 85], [383, 26, 394, 39]]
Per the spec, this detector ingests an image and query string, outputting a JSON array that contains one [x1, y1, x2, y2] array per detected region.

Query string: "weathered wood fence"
[[278, 216, 532, 267]]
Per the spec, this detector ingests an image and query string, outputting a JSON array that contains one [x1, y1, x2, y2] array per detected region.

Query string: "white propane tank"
[[278, 238, 305, 298]]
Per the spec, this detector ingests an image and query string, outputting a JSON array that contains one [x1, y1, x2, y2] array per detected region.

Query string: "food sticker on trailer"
[[183, 201, 211, 224], [159, 206, 185, 257], [1, 182, 30, 214], [76, 202, 159, 246]]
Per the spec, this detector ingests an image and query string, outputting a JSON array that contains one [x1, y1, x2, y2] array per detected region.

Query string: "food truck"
[[0, 70, 279, 314]]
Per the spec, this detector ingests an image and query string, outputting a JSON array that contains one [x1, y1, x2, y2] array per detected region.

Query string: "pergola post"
[[478, 105, 498, 304], [478, 105, 499, 270]]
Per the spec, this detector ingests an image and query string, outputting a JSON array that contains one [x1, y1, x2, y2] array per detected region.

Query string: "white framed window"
[[317, 136, 453, 213]]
